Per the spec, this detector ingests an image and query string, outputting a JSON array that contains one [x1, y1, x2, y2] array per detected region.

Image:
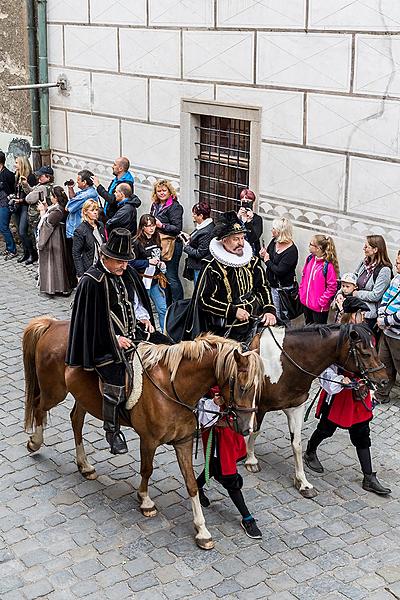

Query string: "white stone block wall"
[[47, 0, 400, 270]]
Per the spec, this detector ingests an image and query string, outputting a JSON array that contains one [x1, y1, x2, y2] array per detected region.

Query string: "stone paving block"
[[235, 565, 267, 588], [22, 578, 54, 600], [127, 572, 159, 592], [71, 558, 103, 579]]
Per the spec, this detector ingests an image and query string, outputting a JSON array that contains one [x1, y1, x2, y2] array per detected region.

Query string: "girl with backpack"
[[353, 235, 392, 333], [299, 234, 339, 324]]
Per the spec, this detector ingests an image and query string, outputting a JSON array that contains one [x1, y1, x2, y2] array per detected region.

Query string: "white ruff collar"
[[210, 238, 253, 267]]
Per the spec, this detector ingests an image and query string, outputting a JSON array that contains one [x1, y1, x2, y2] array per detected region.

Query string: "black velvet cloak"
[[66, 261, 154, 370]]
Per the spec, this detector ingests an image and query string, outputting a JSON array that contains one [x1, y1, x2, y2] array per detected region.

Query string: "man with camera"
[[92, 157, 134, 220], [65, 170, 98, 240], [237, 188, 263, 256], [22, 165, 55, 264], [0, 150, 16, 259]]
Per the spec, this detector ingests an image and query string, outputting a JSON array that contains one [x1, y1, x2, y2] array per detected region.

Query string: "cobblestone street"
[[1, 255, 400, 600]]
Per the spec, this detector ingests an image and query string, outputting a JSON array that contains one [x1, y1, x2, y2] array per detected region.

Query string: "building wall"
[[0, 0, 32, 168], [47, 0, 400, 269]]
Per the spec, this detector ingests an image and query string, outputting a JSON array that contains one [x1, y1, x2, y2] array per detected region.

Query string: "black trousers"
[[303, 306, 329, 325], [95, 363, 125, 386]]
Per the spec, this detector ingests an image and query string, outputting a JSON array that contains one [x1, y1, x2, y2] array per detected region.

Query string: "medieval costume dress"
[[37, 203, 75, 296], [304, 296, 391, 495], [196, 387, 262, 539], [167, 227, 276, 343]]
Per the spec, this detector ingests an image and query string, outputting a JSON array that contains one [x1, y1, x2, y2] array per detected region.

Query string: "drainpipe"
[[37, 0, 51, 166], [26, 0, 41, 170]]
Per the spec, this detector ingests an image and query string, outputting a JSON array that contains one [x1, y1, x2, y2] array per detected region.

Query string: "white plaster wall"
[[46, 0, 400, 272]]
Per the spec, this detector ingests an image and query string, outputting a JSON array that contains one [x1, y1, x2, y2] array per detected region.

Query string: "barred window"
[[195, 115, 250, 215]]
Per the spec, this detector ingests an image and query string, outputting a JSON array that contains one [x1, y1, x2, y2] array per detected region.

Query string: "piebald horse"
[[246, 324, 388, 498], [22, 316, 264, 549]]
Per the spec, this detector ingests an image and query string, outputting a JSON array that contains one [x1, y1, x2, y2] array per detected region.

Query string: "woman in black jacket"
[[72, 200, 105, 279], [182, 202, 214, 284], [150, 179, 184, 303], [13, 156, 37, 263], [260, 217, 298, 321]]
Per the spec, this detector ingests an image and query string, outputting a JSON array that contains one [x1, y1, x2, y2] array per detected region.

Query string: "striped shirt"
[[378, 274, 400, 337]]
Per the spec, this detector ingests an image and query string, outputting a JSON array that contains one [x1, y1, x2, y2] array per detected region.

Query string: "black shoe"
[[199, 488, 210, 508], [362, 473, 391, 496], [17, 252, 30, 263], [241, 518, 262, 539], [106, 430, 128, 455], [304, 450, 324, 473], [25, 254, 38, 265]]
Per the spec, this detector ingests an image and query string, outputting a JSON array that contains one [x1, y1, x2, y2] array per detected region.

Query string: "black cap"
[[36, 165, 54, 177], [213, 211, 247, 240], [342, 296, 369, 314], [100, 228, 135, 261]]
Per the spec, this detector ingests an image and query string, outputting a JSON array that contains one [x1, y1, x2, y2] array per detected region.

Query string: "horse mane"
[[138, 333, 264, 394], [288, 323, 373, 347]]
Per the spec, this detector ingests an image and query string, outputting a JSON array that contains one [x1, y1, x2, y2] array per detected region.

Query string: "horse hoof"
[[245, 463, 261, 473], [196, 537, 214, 550], [141, 506, 157, 518], [82, 469, 97, 480], [27, 440, 40, 453], [299, 487, 318, 499]]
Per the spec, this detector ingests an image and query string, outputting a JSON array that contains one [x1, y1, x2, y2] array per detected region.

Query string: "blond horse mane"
[[138, 333, 264, 395]]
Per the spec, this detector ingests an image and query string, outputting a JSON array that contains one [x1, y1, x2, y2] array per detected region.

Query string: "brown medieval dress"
[[37, 204, 75, 295]]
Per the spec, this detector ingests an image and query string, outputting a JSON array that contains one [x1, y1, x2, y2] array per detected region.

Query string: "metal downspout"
[[37, 0, 51, 165], [26, 0, 41, 170]]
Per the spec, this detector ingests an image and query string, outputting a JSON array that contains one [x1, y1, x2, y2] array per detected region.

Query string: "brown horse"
[[246, 324, 388, 498], [22, 316, 264, 550]]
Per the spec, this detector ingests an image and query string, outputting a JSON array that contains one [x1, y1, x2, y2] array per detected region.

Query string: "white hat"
[[340, 272, 357, 286]]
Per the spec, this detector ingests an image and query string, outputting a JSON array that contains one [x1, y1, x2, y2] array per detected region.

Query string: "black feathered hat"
[[342, 296, 369, 314], [100, 228, 135, 261], [213, 211, 247, 240]]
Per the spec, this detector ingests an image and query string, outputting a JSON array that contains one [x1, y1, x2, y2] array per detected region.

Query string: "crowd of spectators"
[[2, 153, 399, 404]]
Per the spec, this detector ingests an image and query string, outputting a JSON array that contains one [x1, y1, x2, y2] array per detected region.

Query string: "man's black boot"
[[103, 383, 128, 455], [198, 488, 210, 508], [362, 473, 391, 496], [17, 251, 30, 263], [303, 443, 324, 473]]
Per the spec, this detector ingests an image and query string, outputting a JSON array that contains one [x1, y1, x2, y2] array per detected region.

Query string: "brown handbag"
[[159, 233, 176, 261]]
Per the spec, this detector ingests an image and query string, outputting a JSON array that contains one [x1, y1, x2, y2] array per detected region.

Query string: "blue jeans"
[[149, 282, 167, 331], [193, 269, 200, 285], [14, 204, 33, 253], [166, 240, 184, 304], [0, 207, 16, 253]]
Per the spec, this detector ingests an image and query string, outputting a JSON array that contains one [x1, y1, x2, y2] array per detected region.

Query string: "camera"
[[241, 202, 252, 211], [64, 179, 74, 187]]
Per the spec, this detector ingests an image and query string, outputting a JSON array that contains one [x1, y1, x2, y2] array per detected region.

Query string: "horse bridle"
[[265, 322, 385, 390]]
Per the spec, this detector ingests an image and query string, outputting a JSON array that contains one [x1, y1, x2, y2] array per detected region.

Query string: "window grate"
[[195, 116, 250, 215]]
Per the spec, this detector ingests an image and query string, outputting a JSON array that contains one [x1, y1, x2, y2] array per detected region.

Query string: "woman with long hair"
[[37, 186, 75, 296], [72, 200, 105, 279], [150, 179, 183, 304], [13, 156, 37, 263], [299, 234, 339, 324], [260, 217, 298, 321], [182, 201, 214, 284], [131, 214, 168, 330], [353, 235, 392, 332]]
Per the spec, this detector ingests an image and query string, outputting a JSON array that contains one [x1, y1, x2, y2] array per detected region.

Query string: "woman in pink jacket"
[[299, 234, 339, 324]]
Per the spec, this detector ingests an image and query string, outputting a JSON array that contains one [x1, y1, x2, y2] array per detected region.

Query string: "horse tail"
[[23, 316, 56, 431]]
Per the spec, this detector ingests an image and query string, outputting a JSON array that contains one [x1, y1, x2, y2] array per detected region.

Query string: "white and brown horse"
[[247, 324, 388, 498]]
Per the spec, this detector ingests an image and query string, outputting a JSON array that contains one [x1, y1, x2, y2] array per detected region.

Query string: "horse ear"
[[233, 348, 248, 372]]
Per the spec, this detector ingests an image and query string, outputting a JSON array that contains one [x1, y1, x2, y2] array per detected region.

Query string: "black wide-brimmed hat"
[[100, 228, 135, 261], [213, 211, 247, 240], [342, 296, 369, 314]]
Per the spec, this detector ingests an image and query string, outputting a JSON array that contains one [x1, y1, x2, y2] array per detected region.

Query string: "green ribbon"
[[204, 428, 213, 485]]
